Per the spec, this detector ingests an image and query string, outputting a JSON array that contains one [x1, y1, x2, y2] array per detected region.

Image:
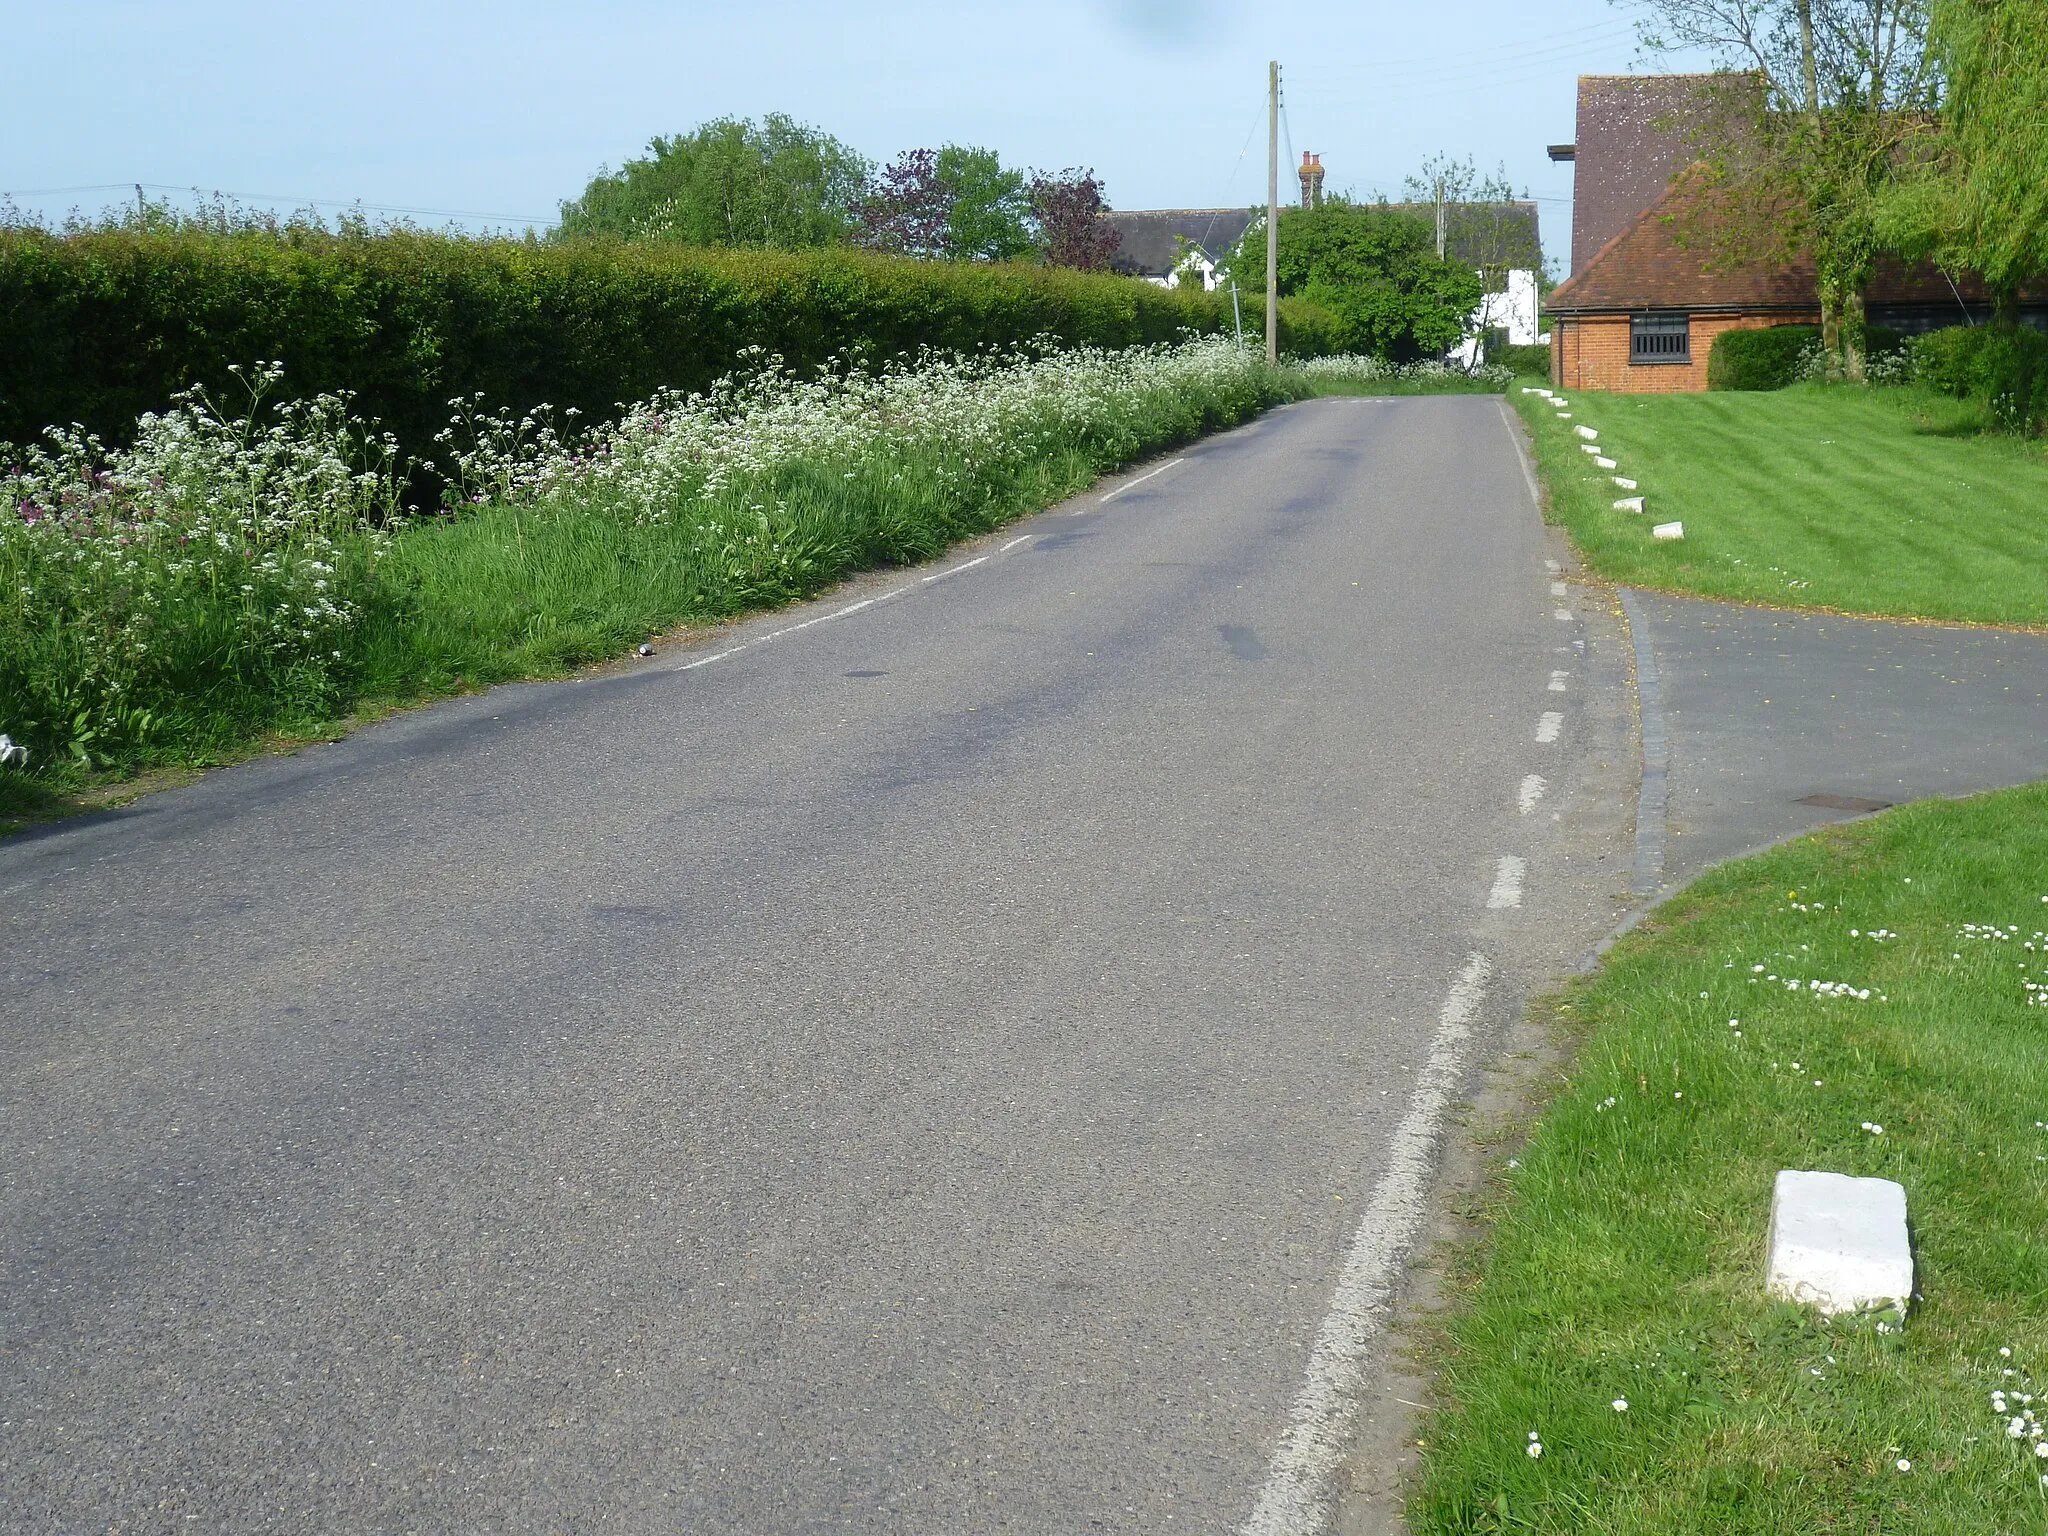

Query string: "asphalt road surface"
[[1627, 590, 2048, 888], [1, 397, 1637, 1535]]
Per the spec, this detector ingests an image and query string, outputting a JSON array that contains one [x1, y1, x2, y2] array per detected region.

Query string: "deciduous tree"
[[1883, 0, 2048, 320], [1624, 0, 1938, 378], [1028, 169, 1122, 270], [1228, 205, 1485, 361], [855, 146, 1033, 262], [556, 115, 870, 249]]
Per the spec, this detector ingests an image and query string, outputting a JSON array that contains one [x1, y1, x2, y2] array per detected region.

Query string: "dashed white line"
[[1242, 952, 1493, 1536], [1535, 711, 1563, 743], [999, 535, 1034, 553], [1518, 774, 1547, 815], [1095, 457, 1185, 506], [1554, 609, 1574, 622], [678, 648, 739, 671], [1486, 856, 1527, 909], [1543, 559, 1560, 575], [1549, 581, 1568, 598], [1549, 671, 1569, 692]]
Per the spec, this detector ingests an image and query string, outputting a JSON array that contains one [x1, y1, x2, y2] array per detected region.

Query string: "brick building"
[[1547, 74, 2027, 392]]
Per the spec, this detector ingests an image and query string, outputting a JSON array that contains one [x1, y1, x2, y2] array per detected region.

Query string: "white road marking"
[[1535, 711, 1563, 743], [999, 535, 1034, 552], [1244, 953, 1494, 1536], [1549, 671, 1569, 692], [1518, 774, 1547, 815], [678, 648, 739, 671], [1096, 457, 1185, 506], [873, 585, 913, 603], [1554, 609, 1574, 622], [1498, 401, 1542, 510], [1486, 856, 1527, 909], [1543, 559, 1560, 575], [1549, 581, 1568, 598], [922, 555, 991, 583]]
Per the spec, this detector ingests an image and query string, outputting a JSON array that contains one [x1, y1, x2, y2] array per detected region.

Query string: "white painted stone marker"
[[1614, 496, 1645, 513], [1580, 443, 1603, 455], [1766, 1170, 1913, 1316], [1556, 412, 1573, 419], [1652, 520, 1684, 540], [1595, 456, 1617, 468], [1575, 425, 1599, 440], [1612, 476, 1638, 489]]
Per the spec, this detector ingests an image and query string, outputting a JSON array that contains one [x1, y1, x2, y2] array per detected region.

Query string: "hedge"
[[1497, 342, 1552, 376], [1708, 322, 1904, 391], [0, 229, 1279, 463], [1911, 323, 2048, 431]]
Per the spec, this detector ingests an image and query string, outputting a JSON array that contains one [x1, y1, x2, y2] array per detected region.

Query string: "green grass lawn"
[[1512, 383, 2048, 627], [1414, 783, 2048, 1533]]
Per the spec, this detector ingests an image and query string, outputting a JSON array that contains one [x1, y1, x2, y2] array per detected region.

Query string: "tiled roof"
[[1549, 171, 2016, 313], [1570, 74, 1748, 274]]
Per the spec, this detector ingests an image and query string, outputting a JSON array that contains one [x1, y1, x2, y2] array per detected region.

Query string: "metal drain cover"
[[1796, 793, 1894, 813]]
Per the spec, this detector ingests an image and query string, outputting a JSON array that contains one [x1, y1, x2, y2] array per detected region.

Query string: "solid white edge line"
[[678, 647, 739, 671], [999, 535, 1034, 552], [1242, 952, 1494, 1536], [1096, 456, 1185, 506], [922, 554, 991, 583], [1486, 856, 1527, 909], [1497, 399, 1542, 510]]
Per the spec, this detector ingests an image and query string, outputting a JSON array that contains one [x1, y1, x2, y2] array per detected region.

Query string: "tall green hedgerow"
[[1911, 323, 2048, 432], [0, 228, 1237, 470]]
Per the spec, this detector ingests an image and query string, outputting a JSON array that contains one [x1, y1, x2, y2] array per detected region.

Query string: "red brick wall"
[[1551, 311, 1820, 393]]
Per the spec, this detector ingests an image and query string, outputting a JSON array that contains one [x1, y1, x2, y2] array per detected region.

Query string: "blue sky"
[[4, 1, 1687, 273]]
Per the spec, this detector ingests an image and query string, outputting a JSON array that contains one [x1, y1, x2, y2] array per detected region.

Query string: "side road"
[[0, 397, 1636, 1535]]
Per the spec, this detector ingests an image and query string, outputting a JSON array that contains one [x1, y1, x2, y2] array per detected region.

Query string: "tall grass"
[[1, 336, 1308, 788]]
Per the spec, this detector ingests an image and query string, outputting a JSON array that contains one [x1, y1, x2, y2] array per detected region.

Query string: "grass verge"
[[1413, 782, 2048, 1532], [2, 344, 1312, 823], [1511, 383, 2048, 627]]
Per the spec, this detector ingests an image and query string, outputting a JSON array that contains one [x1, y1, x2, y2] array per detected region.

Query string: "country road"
[[1, 396, 1638, 1534]]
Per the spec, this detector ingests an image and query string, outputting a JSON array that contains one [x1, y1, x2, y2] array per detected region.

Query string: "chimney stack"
[[1298, 152, 1325, 210]]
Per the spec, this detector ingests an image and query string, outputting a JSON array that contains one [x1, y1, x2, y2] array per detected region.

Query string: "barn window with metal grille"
[[1630, 312, 1691, 363]]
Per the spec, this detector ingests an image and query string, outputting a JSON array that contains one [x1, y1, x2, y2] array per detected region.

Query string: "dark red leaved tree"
[[1029, 169, 1121, 270], [854, 150, 952, 258]]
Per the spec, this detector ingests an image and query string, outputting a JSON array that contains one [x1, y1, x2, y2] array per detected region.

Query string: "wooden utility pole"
[[1266, 61, 1279, 365]]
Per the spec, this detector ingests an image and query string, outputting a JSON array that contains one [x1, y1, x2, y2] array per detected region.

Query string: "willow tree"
[[1883, 0, 2048, 320], [1626, 0, 1939, 378]]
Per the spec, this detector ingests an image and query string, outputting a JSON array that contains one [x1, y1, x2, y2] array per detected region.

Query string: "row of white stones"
[[1523, 386, 1684, 541]]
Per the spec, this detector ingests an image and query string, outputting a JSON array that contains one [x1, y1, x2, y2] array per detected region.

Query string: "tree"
[[1622, 0, 1939, 379], [853, 149, 952, 258], [556, 115, 870, 249], [855, 145, 1033, 262], [1229, 205, 1486, 360], [1400, 155, 1544, 288], [1028, 168, 1122, 270], [1883, 0, 2048, 320]]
